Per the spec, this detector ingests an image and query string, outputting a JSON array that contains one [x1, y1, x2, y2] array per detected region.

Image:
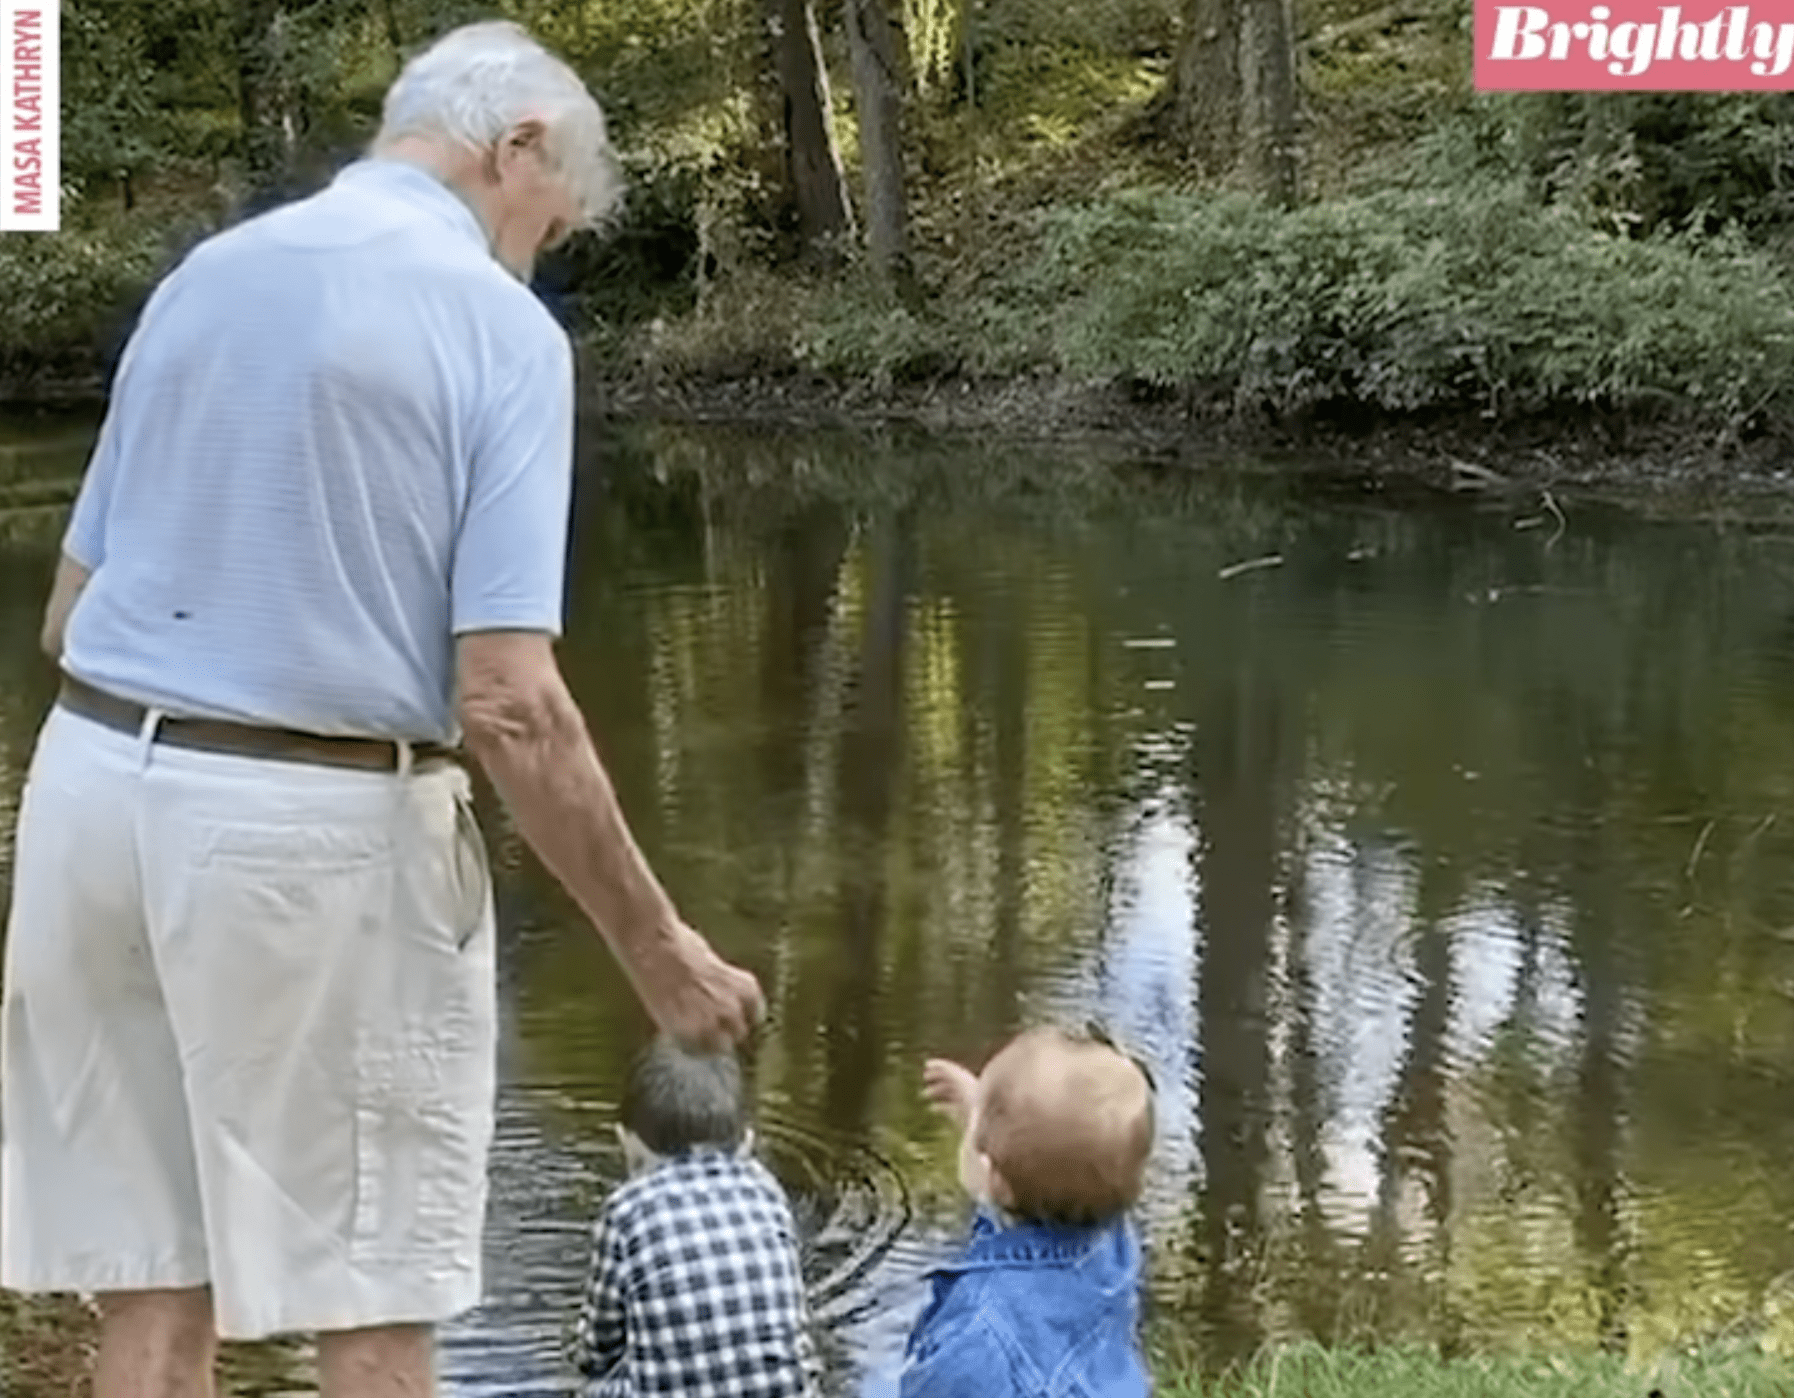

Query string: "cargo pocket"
[[349, 1022, 493, 1272], [349, 768, 495, 1273]]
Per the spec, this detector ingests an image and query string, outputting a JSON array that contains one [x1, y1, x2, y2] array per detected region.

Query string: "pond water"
[[5, 413, 1794, 1392]]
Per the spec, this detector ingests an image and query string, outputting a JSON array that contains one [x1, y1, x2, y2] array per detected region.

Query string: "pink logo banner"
[[1476, 4, 1794, 89], [1, 0, 57, 231]]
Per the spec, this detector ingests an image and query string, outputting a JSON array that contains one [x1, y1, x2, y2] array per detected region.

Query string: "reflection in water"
[[1189, 666, 1283, 1366], [823, 513, 912, 1140], [6, 420, 1794, 1391]]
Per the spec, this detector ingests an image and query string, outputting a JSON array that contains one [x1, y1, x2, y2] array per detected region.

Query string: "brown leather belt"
[[57, 675, 459, 774]]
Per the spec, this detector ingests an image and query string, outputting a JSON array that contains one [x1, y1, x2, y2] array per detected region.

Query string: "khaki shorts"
[[0, 705, 496, 1340]]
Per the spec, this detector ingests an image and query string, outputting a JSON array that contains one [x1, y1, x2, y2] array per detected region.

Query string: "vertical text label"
[[2, 0, 59, 232]]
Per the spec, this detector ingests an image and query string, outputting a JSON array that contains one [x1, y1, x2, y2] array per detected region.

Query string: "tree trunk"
[[842, 0, 917, 297], [765, 0, 854, 259], [1170, 0, 1300, 205]]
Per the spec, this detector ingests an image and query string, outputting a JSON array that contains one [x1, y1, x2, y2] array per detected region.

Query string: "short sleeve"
[[450, 323, 575, 636], [63, 407, 125, 569]]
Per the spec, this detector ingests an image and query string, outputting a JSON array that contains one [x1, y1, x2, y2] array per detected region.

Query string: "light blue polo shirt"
[[60, 158, 574, 743]]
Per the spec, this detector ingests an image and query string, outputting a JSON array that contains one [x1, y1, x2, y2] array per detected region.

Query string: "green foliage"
[[0, 226, 165, 387], [1156, 1340, 1794, 1398], [639, 251, 1068, 386], [540, 146, 709, 335], [795, 282, 963, 386], [62, 0, 243, 191], [61, 1, 161, 195], [17, 0, 1794, 445], [1415, 94, 1794, 239], [634, 267, 810, 379], [1012, 182, 1794, 425], [522, 0, 757, 135], [645, 175, 1794, 437]]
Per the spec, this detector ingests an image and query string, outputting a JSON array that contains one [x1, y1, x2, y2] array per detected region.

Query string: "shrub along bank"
[[619, 177, 1794, 463]]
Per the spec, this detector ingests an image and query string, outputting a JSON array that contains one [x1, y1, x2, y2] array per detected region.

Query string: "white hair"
[[377, 20, 622, 226]]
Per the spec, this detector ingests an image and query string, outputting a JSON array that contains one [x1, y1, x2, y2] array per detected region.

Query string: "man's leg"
[[93, 1286, 216, 1398], [318, 1323, 436, 1398], [2, 713, 215, 1388]]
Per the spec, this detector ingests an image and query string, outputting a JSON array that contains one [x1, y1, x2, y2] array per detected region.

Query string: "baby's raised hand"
[[922, 1058, 979, 1130]]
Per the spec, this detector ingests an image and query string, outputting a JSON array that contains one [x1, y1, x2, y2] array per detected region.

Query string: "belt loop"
[[394, 739, 414, 779], [138, 706, 166, 769]]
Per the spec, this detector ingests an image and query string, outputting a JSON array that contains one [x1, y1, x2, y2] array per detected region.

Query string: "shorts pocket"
[[448, 784, 491, 952], [399, 771, 491, 957], [349, 1023, 493, 1273], [194, 821, 392, 873]]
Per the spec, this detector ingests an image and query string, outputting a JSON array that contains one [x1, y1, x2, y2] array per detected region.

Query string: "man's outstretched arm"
[[456, 629, 763, 1050]]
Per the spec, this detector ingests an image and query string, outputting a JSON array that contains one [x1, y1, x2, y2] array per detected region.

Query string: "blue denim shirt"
[[896, 1209, 1150, 1398]]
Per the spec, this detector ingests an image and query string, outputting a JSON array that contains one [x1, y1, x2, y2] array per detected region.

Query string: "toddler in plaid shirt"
[[572, 1039, 822, 1398]]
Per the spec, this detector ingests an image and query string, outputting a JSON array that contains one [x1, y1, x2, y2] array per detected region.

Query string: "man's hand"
[[922, 1057, 979, 1131], [633, 920, 765, 1052]]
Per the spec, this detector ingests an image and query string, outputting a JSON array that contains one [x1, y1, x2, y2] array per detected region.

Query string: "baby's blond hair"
[[973, 1027, 1153, 1225]]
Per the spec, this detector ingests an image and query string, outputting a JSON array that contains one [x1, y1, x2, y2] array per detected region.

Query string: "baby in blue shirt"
[[896, 1027, 1156, 1398]]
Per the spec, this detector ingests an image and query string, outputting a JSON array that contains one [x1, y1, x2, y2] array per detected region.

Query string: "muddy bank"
[[588, 369, 1794, 509], [8, 365, 1794, 513]]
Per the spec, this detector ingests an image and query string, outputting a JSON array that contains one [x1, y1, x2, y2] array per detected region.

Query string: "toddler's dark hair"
[[621, 1037, 746, 1156]]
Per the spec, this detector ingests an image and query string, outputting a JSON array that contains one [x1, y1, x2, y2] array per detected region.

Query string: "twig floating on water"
[[1122, 637, 1177, 649], [1738, 812, 1777, 869], [1541, 489, 1566, 548], [1450, 457, 1508, 489], [1218, 553, 1284, 581], [1686, 817, 1717, 882]]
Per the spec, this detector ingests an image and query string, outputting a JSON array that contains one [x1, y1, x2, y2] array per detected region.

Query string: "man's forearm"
[[41, 554, 91, 660], [457, 631, 761, 1048], [469, 690, 681, 973]]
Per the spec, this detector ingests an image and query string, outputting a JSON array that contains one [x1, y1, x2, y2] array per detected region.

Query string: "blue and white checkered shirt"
[[572, 1148, 822, 1398]]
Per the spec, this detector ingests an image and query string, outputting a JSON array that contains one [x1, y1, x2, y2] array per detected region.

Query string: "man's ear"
[[497, 118, 550, 173]]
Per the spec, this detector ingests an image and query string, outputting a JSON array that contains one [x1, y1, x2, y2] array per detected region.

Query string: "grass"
[[0, 1290, 97, 1397], [8, 1295, 1794, 1396], [1156, 1341, 1794, 1397]]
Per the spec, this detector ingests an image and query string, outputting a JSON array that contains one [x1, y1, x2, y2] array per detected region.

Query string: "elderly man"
[[0, 21, 762, 1398]]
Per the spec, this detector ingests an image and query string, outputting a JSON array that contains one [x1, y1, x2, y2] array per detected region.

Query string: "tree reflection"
[[823, 513, 913, 1136], [759, 505, 852, 800], [1190, 665, 1283, 1366]]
